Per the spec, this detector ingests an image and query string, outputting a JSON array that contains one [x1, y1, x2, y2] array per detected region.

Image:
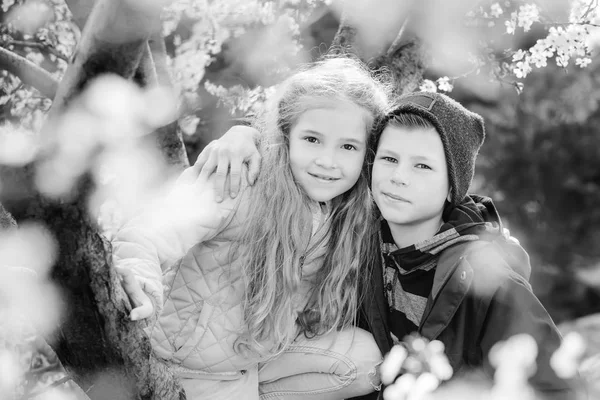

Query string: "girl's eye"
[[416, 163, 432, 170], [342, 144, 357, 151], [304, 136, 319, 144]]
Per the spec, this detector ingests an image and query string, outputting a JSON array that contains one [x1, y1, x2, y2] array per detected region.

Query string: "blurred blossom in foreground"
[[550, 332, 586, 379], [0, 350, 21, 397], [381, 335, 452, 400], [488, 334, 537, 400], [0, 222, 62, 336], [91, 144, 169, 239], [381, 345, 408, 385], [0, 124, 39, 166], [29, 385, 82, 400], [4, 0, 54, 35], [36, 74, 179, 201]]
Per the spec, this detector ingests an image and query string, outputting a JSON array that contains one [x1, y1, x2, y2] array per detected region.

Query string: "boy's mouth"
[[308, 172, 340, 182], [382, 192, 410, 203]]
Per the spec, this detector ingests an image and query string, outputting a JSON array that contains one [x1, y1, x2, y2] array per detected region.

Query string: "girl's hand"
[[116, 265, 155, 321], [183, 125, 262, 202]]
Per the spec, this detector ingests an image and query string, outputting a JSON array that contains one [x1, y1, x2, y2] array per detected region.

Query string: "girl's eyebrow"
[[299, 129, 323, 136], [299, 129, 365, 145]]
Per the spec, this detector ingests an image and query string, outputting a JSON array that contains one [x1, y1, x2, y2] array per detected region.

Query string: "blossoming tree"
[[0, 0, 599, 399]]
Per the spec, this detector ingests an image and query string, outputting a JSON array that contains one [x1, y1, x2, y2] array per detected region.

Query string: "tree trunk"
[[330, 1, 426, 94], [0, 167, 184, 400], [134, 39, 189, 170], [0, 0, 186, 398]]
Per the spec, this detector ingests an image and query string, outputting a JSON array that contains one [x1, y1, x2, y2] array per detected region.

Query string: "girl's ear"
[[447, 190, 452, 202]]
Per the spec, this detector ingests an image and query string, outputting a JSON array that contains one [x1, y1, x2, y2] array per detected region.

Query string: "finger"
[[213, 150, 231, 202], [195, 141, 219, 175], [247, 151, 262, 185], [193, 141, 214, 170], [116, 267, 153, 319], [197, 149, 219, 183], [228, 155, 243, 198], [130, 301, 154, 321], [126, 277, 154, 320]]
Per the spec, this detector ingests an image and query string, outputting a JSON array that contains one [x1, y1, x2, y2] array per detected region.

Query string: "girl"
[[113, 57, 390, 400]]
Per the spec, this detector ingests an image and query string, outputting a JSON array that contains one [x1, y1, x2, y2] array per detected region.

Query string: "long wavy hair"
[[234, 57, 391, 357]]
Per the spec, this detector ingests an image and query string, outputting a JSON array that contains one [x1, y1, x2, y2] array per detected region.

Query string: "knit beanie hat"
[[377, 92, 485, 206]]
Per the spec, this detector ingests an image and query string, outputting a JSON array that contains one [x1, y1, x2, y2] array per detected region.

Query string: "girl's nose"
[[314, 150, 337, 169]]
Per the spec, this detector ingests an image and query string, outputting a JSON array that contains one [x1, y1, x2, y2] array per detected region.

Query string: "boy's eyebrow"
[[376, 147, 400, 157], [377, 147, 438, 162], [341, 137, 366, 145]]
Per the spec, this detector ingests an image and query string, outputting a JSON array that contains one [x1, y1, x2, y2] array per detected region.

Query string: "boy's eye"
[[415, 163, 432, 170], [342, 144, 357, 151], [304, 136, 319, 144], [380, 156, 397, 163]]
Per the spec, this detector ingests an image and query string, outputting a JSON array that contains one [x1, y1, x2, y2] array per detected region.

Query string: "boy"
[[139, 93, 580, 399], [360, 92, 578, 399]]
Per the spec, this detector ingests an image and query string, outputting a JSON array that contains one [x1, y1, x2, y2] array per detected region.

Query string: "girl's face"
[[288, 102, 369, 203]]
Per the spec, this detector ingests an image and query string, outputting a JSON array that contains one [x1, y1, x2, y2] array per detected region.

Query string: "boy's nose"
[[390, 167, 409, 186]]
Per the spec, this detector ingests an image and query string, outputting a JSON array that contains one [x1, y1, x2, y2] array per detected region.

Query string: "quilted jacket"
[[112, 173, 332, 380]]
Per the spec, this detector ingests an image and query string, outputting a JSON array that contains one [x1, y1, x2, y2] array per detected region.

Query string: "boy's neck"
[[387, 217, 444, 249]]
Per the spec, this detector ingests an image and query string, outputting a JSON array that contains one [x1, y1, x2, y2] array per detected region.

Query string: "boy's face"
[[371, 124, 450, 232]]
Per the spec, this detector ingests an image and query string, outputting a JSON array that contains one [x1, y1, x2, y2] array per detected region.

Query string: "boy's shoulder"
[[438, 237, 532, 292]]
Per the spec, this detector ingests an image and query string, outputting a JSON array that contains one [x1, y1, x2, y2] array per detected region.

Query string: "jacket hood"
[[440, 194, 532, 281]]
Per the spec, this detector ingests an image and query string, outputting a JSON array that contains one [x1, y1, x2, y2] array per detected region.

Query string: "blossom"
[[380, 345, 408, 385], [575, 57, 592, 67], [419, 79, 437, 93], [517, 4, 540, 32], [512, 49, 526, 61], [550, 332, 586, 378], [437, 76, 454, 92], [490, 3, 503, 18], [513, 60, 532, 78], [556, 53, 570, 67], [505, 12, 517, 34]]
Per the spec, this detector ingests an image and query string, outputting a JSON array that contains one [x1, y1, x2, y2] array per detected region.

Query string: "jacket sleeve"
[[480, 277, 583, 400], [111, 171, 246, 316]]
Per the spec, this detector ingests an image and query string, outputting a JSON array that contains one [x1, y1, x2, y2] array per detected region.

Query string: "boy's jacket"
[[356, 195, 579, 400]]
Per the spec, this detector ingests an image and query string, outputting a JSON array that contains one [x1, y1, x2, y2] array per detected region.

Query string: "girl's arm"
[[112, 169, 243, 319]]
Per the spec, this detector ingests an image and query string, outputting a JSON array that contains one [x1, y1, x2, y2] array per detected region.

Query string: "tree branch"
[[386, 16, 410, 57], [147, 34, 189, 169], [49, 0, 164, 116], [0, 46, 58, 98], [329, 7, 361, 58], [64, 0, 97, 30], [5, 40, 70, 62]]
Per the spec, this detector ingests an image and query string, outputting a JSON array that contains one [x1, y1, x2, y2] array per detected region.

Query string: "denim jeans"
[[180, 365, 259, 400], [258, 327, 383, 400]]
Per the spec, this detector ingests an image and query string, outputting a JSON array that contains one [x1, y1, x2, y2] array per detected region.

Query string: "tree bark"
[[0, 46, 59, 98]]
